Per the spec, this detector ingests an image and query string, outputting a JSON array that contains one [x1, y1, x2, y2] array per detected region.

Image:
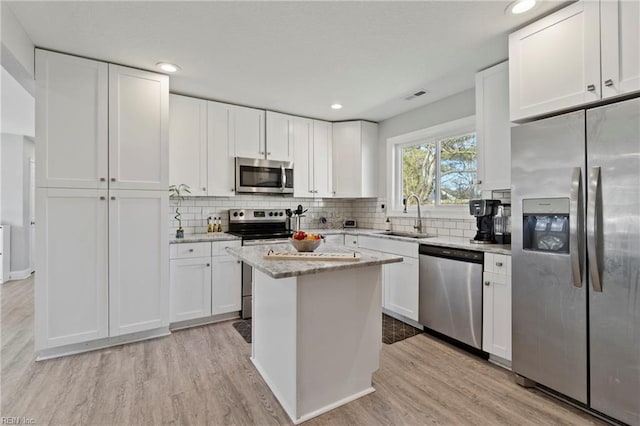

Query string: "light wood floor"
[[1, 275, 604, 425]]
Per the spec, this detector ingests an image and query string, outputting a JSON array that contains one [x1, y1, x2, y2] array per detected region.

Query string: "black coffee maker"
[[469, 199, 500, 244]]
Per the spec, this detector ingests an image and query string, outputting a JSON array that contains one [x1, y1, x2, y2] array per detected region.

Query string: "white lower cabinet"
[[170, 241, 242, 323], [35, 188, 169, 351], [324, 234, 344, 245], [384, 256, 419, 321], [170, 258, 212, 322], [211, 255, 242, 315], [358, 236, 419, 322], [482, 254, 512, 362]]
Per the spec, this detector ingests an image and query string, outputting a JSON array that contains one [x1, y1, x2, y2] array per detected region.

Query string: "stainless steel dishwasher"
[[418, 244, 484, 349]]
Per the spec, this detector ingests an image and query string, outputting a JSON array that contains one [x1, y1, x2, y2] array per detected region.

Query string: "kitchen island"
[[226, 243, 403, 424]]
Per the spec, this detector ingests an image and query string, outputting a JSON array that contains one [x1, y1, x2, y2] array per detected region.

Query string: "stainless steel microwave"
[[235, 157, 294, 194]]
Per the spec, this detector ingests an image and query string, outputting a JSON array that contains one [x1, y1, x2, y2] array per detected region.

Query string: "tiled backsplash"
[[169, 190, 511, 238]]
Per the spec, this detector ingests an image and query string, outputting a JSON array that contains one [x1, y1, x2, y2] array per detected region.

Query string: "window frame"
[[386, 116, 477, 218]]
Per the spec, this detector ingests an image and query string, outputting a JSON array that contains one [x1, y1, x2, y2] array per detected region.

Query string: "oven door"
[[236, 157, 293, 194]]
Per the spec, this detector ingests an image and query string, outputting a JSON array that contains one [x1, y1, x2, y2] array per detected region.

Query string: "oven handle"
[[243, 238, 291, 246]]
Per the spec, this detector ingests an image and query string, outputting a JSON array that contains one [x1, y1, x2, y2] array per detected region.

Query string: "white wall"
[[1, 65, 35, 136], [1, 133, 34, 275], [1, 2, 35, 82], [376, 88, 476, 198]]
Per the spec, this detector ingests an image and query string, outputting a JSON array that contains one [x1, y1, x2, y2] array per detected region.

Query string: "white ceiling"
[[7, 1, 567, 122]]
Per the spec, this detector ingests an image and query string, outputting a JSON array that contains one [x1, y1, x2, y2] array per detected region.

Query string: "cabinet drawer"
[[358, 235, 418, 258], [212, 240, 241, 256], [484, 253, 509, 275], [170, 242, 211, 259]]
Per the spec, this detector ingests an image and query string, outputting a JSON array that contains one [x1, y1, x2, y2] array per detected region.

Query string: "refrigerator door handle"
[[587, 166, 603, 292], [569, 167, 583, 288]]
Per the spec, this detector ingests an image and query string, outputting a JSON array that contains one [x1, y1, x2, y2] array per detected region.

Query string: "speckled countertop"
[[169, 233, 241, 244], [226, 242, 403, 279]]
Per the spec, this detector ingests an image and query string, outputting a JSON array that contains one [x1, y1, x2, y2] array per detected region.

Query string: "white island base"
[[251, 265, 382, 424]]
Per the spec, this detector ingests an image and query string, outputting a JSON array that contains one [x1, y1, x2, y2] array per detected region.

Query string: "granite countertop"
[[226, 242, 403, 279], [169, 233, 242, 244], [419, 236, 512, 255]]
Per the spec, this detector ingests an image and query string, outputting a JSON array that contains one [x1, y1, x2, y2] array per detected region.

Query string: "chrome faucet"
[[403, 193, 423, 233]]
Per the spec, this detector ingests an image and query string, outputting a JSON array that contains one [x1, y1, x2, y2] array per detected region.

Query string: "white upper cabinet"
[[109, 65, 169, 190], [476, 61, 511, 191], [509, 0, 639, 122], [313, 120, 333, 198], [293, 117, 332, 198], [600, 0, 640, 99], [109, 190, 169, 336], [169, 94, 208, 195], [35, 50, 108, 189], [509, 1, 601, 121], [266, 111, 293, 162], [332, 121, 378, 198], [233, 105, 265, 159], [207, 101, 236, 197]]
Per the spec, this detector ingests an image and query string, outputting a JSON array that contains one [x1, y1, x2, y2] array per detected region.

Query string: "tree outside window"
[[400, 132, 478, 208]]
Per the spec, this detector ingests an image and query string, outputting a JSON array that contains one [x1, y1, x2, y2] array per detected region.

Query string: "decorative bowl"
[[290, 238, 322, 252]]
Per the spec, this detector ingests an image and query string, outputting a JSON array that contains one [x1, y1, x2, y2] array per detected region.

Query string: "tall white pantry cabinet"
[[35, 49, 169, 356]]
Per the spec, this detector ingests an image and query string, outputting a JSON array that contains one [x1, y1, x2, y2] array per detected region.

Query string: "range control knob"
[[233, 212, 238, 217], [239, 212, 244, 217], [269, 212, 274, 217], [279, 212, 284, 216]]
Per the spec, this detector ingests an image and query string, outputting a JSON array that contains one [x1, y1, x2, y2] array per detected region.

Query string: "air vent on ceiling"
[[404, 89, 430, 101]]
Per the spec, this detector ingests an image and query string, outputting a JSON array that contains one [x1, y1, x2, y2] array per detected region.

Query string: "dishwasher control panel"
[[418, 244, 483, 263]]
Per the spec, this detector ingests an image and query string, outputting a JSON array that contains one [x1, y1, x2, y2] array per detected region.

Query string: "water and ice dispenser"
[[522, 198, 570, 254]]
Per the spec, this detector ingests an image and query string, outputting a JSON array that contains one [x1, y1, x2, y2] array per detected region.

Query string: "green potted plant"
[[169, 184, 191, 238]]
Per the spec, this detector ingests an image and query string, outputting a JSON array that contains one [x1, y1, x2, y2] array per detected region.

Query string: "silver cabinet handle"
[[110, 196, 116, 200], [202, 187, 206, 191], [267, 152, 271, 156], [484, 281, 490, 286], [587, 166, 602, 292], [100, 196, 106, 200], [188, 249, 194, 252], [604, 79, 614, 87], [111, 178, 116, 182], [260, 151, 265, 155], [569, 167, 583, 288], [587, 84, 596, 92], [231, 189, 235, 192], [206, 263, 210, 267], [477, 180, 483, 185], [100, 177, 106, 182]]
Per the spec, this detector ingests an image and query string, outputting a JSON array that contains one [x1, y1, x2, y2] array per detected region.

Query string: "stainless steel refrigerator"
[[511, 97, 640, 425]]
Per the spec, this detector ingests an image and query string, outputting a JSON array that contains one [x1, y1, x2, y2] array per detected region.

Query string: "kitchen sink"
[[379, 231, 434, 239]]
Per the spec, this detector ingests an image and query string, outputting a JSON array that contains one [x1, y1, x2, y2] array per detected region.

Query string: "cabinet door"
[[482, 271, 512, 360], [266, 111, 293, 162], [35, 188, 108, 350], [169, 94, 207, 196], [313, 120, 333, 197], [233, 105, 265, 159], [384, 256, 419, 321], [207, 101, 236, 197], [170, 257, 212, 322], [35, 50, 108, 189], [332, 121, 362, 197], [476, 62, 511, 191], [293, 116, 314, 197], [109, 65, 169, 190], [109, 190, 169, 336], [211, 255, 242, 315], [601, 0, 640, 99], [508, 1, 601, 121]]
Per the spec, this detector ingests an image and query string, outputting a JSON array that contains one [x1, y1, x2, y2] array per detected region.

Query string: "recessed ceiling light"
[[507, 0, 536, 14], [156, 62, 181, 73], [331, 103, 343, 110]]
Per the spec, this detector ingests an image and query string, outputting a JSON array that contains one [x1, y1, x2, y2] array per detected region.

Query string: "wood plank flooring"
[[1, 275, 604, 425]]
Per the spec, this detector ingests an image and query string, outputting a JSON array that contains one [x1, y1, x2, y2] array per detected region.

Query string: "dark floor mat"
[[383, 313, 423, 344], [232, 319, 252, 343]]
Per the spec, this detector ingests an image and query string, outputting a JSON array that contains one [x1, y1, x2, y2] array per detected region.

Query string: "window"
[[388, 116, 479, 212]]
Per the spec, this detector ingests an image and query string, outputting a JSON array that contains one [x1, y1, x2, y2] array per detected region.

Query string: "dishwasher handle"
[[419, 244, 484, 264]]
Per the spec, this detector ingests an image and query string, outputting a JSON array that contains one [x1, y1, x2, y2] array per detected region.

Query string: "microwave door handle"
[[569, 167, 583, 288], [587, 166, 602, 292], [281, 165, 286, 192]]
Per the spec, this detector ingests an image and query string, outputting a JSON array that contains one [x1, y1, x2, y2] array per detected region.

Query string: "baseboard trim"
[[8, 268, 31, 281], [170, 311, 240, 331], [36, 327, 170, 361]]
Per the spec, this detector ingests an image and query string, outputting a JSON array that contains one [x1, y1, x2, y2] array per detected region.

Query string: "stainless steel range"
[[228, 209, 292, 318]]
